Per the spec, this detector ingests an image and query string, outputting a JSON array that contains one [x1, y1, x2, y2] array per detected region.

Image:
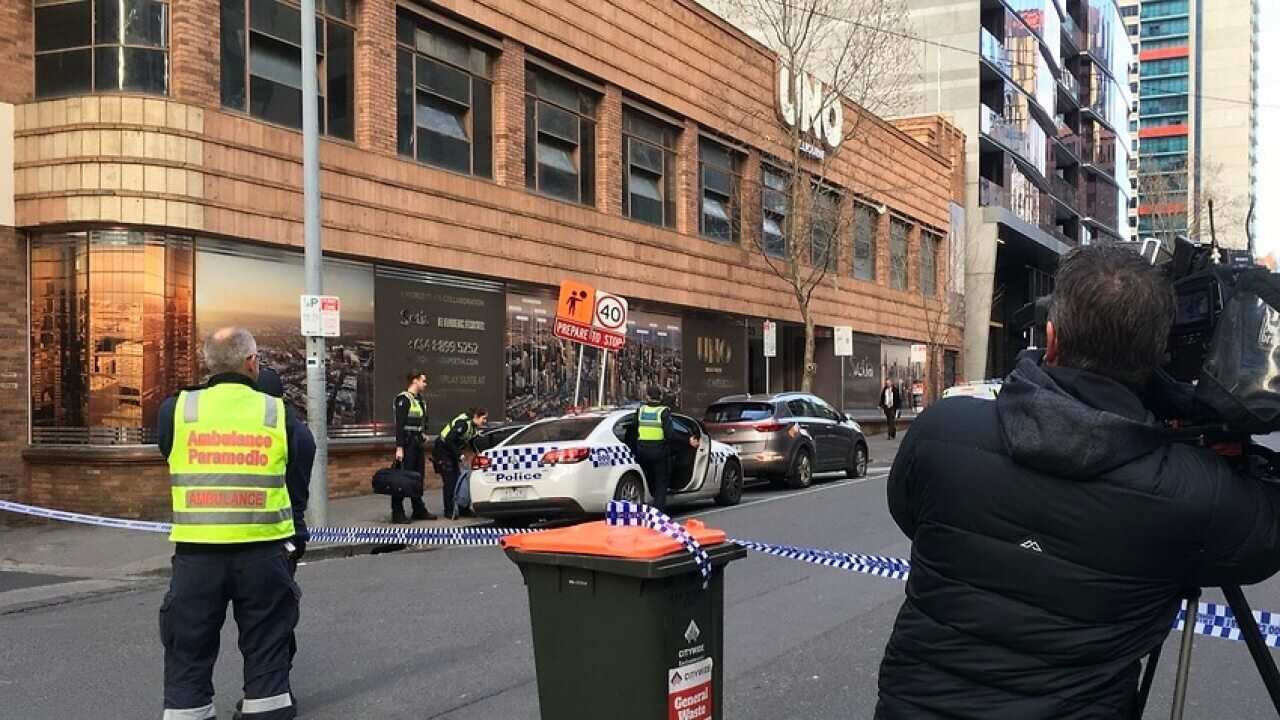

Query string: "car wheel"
[[848, 443, 868, 479], [613, 472, 646, 504], [714, 461, 744, 506], [786, 449, 814, 489]]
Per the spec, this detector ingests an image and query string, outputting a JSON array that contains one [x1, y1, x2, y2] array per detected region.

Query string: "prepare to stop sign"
[[553, 280, 628, 352]]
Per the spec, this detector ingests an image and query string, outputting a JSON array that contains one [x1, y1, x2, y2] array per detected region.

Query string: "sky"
[[1259, 2, 1279, 258]]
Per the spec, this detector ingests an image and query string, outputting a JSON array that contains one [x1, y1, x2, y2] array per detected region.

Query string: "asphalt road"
[[5, 459, 1280, 719]]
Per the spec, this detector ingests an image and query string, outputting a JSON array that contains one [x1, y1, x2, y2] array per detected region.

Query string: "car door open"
[[672, 414, 710, 493]]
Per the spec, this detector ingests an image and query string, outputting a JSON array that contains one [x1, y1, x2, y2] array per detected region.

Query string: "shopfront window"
[[35, 0, 169, 98], [394, 8, 494, 176], [698, 137, 741, 243], [622, 108, 679, 228], [524, 65, 596, 204], [889, 219, 910, 290], [221, 0, 355, 139], [852, 203, 877, 281], [30, 231, 194, 444]]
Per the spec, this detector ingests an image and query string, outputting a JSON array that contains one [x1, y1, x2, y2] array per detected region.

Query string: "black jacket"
[[876, 359, 1280, 719], [433, 415, 475, 464], [624, 405, 680, 452], [157, 373, 313, 550], [393, 391, 427, 450], [879, 385, 903, 412]]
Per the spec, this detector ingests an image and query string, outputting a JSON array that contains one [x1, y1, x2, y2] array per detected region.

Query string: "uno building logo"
[[697, 337, 733, 366]]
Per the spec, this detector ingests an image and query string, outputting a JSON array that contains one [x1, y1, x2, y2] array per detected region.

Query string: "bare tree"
[[915, 229, 961, 404], [1137, 160, 1250, 247], [701, 0, 918, 392]]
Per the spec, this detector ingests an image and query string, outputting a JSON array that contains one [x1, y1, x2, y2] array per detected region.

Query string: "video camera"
[[1016, 235, 1280, 437]]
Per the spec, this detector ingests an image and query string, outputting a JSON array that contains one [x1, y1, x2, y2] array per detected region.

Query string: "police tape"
[[605, 500, 712, 586], [5, 498, 1280, 650]]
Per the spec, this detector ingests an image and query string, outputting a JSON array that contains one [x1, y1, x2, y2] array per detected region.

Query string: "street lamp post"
[[301, 0, 328, 526]]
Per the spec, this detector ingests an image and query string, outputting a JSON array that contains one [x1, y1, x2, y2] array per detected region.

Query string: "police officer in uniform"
[[391, 371, 434, 524], [626, 386, 698, 511], [155, 327, 309, 720], [432, 407, 488, 517]]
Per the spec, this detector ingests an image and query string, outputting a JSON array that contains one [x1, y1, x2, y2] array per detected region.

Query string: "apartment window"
[[1141, 18, 1189, 38], [810, 185, 839, 270], [1140, 77, 1189, 96], [761, 166, 789, 258], [1141, 0, 1189, 19], [1140, 115, 1188, 128], [921, 231, 940, 297], [852, 203, 877, 281], [395, 9, 494, 176], [220, 0, 354, 139], [698, 138, 741, 243], [1141, 95, 1189, 116], [622, 108, 678, 227], [525, 66, 596, 204], [889, 218, 910, 291], [35, 0, 169, 98], [1140, 58, 1189, 78], [1140, 135, 1189, 155], [1141, 37, 1187, 51]]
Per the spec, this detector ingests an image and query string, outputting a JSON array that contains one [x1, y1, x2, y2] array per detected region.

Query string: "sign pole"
[[765, 357, 770, 395], [841, 356, 846, 413], [301, 0, 327, 527], [573, 344, 584, 408], [598, 349, 608, 407]]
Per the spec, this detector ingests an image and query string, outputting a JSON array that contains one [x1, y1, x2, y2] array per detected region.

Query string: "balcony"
[[1062, 13, 1085, 52], [1049, 174, 1080, 212], [981, 105, 1035, 167], [1058, 70, 1081, 105], [979, 177, 1006, 209], [980, 28, 1014, 77]]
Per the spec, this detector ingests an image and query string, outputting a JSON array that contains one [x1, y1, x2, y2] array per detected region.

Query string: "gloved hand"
[[288, 537, 306, 563]]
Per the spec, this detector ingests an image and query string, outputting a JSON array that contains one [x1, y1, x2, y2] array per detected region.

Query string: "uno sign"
[[553, 280, 629, 352], [776, 64, 844, 154]]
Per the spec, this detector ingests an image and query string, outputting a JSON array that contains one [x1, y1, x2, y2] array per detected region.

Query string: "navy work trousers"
[[160, 544, 299, 719]]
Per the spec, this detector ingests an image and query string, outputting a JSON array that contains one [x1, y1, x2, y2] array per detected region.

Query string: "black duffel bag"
[[371, 462, 423, 497]]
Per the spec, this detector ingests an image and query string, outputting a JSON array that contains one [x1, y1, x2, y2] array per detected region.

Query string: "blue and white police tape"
[[9, 498, 1280, 650], [605, 500, 712, 587]]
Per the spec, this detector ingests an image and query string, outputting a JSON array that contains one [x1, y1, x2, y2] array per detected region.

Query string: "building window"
[[761, 165, 789, 258], [921, 231, 940, 296], [395, 10, 494, 177], [524, 66, 596, 204], [35, 0, 169, 98], [698, 137, 741, 243], [622, 108, 679, 227], [1140, 58, 1189, 78], [852, 203, 877, 281], [889, 218, 910, 290], [220, 0, 354, 139], [810, 185, 840, 270]]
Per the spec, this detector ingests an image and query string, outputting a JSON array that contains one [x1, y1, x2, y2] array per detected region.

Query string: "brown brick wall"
[[0, 227, 26, 508], [171, 0, 221, 107], [356, 0, 397, 154], [0, 1, 32, 104], [596, 85, 623, 217], [493, 39, 526, 187]]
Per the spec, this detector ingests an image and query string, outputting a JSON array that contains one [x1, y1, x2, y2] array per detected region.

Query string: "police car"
[[469, 409, 744, 521]]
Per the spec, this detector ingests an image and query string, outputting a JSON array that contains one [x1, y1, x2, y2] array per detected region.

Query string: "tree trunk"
[[801, 304, 816, 393]]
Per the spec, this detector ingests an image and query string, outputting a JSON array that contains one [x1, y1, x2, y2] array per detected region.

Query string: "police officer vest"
[[637, 405, 667, 442], [168, 382, 293, 544], [399, 391, 425, 433], [439, 412, 475, 443]]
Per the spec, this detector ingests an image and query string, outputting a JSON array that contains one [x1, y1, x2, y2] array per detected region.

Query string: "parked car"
[[942, 379, 1003, 401], [470, 410, 743, 521], [702, 393, 868, 489]]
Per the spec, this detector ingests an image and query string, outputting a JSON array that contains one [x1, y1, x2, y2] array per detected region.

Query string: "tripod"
[[1134, 586, 1280, 718]]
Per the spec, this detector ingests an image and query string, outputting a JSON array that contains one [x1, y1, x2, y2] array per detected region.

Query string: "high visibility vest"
[[439, 412, 474, 443], [637, 405, 667, 443], [168, 383, 293, 544], [399, 391, 425, 433]]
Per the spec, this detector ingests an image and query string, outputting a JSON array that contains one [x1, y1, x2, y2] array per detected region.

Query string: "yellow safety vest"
[[637, 405, 667, 442], [439, 412, 474, 443], [399, 391, 425, 433], [168, 382, 293, 544]]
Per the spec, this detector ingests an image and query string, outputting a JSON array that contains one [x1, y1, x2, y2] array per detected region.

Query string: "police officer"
[[626, 385, 698, 511], [155, 327, 309, 720], [391, 371, 434, 524], [432, 407, 488, 517]]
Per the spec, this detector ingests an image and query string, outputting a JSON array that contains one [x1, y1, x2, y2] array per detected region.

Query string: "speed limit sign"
[[592, 291, 629, 332]]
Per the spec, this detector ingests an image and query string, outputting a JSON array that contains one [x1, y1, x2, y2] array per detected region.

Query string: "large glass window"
[[921, 231, 940, 296], [1140, 0, 1189, 19], [1140, 135, 1189, 155], [698, 137, 741, 244], [852, 203, 877, 281], [221, 0, 355, 139], [30, 231, 194, 444], [810, 185, 840, 270], [622, 108, 679, 227], [1141, 18, 1189, 39], [1140, 76, 1188, 97], [524, 66, 596, 204], [35, 0, 169, 98], [1141, 95, 1188, 116], [889, 219, 910, 291], [761, 165, 789, 258], [396, 9, 494, 177], [1140, 58, 1188, 78]]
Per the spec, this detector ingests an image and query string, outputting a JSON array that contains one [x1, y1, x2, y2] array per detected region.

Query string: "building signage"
[[834, 326, 853, 357], [553, 280, 628, 352], [300, 295, 340, 337], [683, 313, 747, 416], [762, 320, 777, 358], [776, 64, 844, 152]]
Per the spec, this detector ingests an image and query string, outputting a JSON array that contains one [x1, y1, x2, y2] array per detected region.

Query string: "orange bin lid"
[[501, 519, 726, 559]]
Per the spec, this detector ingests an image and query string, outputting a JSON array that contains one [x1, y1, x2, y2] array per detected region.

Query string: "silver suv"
[[703, 393, 868, 488]]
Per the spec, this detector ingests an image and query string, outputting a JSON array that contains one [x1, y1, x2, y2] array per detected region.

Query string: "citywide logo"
[[697, 337, 732, 366]]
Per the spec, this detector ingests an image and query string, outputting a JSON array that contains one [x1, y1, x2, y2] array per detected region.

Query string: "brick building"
[[0, 0, 962, 519]]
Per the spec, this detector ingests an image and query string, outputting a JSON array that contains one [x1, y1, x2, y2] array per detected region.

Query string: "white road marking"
[[687, 470, 890, 519]]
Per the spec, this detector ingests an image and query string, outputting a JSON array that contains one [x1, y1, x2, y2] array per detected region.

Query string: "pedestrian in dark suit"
[[879, 379, 903, 439]]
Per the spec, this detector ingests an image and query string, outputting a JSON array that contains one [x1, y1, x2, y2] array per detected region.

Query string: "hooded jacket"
[[876, 358, 1280, 719]]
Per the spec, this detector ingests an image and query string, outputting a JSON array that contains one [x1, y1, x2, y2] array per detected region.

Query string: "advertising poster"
[[682, 313, 747, 416]]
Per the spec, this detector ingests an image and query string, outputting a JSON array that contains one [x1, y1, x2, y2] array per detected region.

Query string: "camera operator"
[[876, 245, 1280, 719]]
